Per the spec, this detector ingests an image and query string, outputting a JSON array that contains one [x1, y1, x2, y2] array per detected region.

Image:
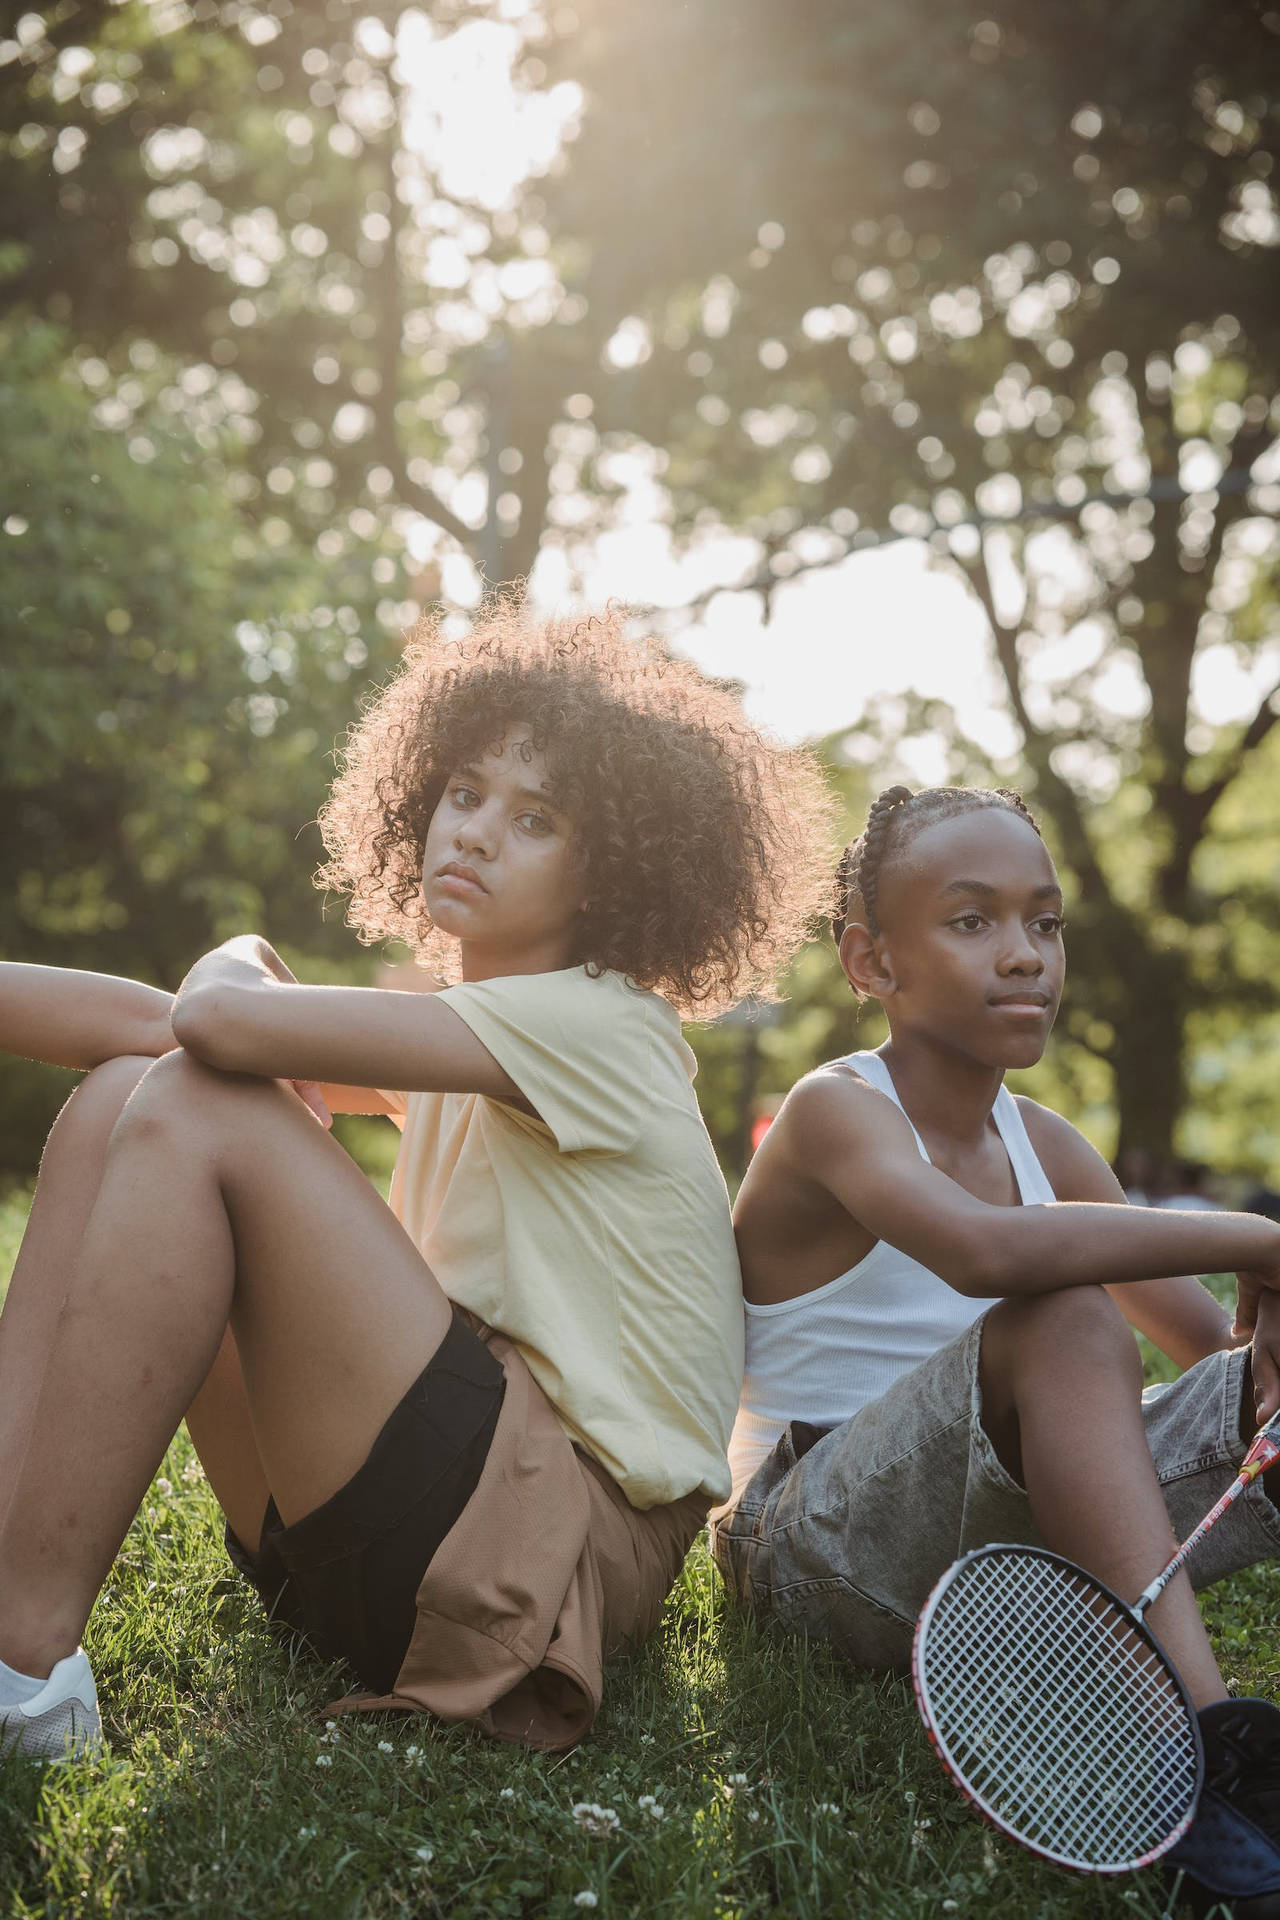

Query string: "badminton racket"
[[911, 1411, 1280, 1873]]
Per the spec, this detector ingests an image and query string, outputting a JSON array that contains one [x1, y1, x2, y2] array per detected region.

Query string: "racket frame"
[[912, 1542, 1204, 1875]]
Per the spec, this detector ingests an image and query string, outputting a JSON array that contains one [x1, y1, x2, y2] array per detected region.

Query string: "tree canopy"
[[4, 0, 1280, 1173]]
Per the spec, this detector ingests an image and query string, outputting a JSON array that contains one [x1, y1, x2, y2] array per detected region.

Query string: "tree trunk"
[[1104, 949, 1190, 1173]]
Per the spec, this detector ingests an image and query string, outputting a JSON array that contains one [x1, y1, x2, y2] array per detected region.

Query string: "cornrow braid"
[[991, 787, 1041, 836], [832, 783, 1042, 945], [853, 784, 914, 938]]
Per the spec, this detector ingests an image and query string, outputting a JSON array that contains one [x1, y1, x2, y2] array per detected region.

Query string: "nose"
[[454, 797, 498, 860], [997, 920, 1044, 975]]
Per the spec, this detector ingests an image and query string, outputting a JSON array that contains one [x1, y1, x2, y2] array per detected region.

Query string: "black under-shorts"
[[224, 1308, 505, 1695]]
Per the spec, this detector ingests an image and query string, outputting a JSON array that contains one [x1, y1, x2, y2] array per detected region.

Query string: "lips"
[[989, 991, 1050, 1009], [435, 861, 487, 893]]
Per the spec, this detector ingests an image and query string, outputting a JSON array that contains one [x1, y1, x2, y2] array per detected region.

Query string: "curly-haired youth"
[[832, 784, 1042, 944], [317, 603, 837, 1016]]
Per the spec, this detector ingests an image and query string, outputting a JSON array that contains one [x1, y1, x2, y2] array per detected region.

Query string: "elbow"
[[170, 988, 237, 1069], [938, 1233, 1012, 1299]]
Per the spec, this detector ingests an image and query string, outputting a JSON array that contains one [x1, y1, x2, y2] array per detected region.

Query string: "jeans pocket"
[[769, 1575, 914, 1671]]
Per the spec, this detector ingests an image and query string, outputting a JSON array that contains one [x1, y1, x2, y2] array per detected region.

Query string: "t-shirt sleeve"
[[436, 970, 655, 1154]]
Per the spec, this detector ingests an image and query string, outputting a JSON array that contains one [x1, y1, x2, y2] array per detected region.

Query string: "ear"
[[838, 921, 897, 1002]]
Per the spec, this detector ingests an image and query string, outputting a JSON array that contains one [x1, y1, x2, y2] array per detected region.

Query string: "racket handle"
[[1136, 1415, 1280, 1616]]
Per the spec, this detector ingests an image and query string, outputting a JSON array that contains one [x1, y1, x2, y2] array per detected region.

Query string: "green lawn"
[[0, 1183, 1272, 1918]]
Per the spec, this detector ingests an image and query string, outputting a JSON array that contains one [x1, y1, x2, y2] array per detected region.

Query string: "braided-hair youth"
[[832, 784, 1042, 944]]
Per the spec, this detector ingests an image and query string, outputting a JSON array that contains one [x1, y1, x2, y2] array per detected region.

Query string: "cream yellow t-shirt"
[[387, 967, 744, 1509]]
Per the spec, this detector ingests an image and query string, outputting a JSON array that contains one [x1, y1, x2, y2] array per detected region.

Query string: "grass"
[[0, 1183, 1274, 1918]]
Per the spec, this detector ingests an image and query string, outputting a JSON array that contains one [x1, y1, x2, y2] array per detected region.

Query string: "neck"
[[877, 1034, 1007, 1149], [459, 936, 577, 984]]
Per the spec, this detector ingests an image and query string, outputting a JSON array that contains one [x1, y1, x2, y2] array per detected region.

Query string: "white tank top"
[[723, 1050, 1057, 1508]]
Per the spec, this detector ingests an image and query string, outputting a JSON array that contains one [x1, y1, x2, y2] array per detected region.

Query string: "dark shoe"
[[1165, 1699, 1280, 1917]]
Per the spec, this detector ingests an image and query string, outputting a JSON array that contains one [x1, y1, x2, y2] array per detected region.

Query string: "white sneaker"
[[0, 1648, 101, 1761]]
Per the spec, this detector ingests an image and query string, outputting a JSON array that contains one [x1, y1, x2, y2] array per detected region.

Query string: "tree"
[[9, 0, 1280, 1164], [532, 0, 1280, 1164], [0, 321, 388, 1169], [0, 0, 608, 598]]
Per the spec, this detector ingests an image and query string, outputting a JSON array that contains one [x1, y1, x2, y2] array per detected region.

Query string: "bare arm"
[[171, 936, 523, 1103], [0, 963, 175, 1070], [1016, 1099, 1235, 1369], [788, 1071, 1280, 1301]]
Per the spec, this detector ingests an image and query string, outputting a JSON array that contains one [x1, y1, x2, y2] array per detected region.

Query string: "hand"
[[1233, 1268, 1276, 1341], [249, 938, 296, 986], [284, 1078, 332, 1128], [1250, 1288, 1280, 1427]]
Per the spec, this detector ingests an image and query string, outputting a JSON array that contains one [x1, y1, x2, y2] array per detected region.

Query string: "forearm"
[[0, 963, 175, 1070], [965, 1202, 1280, 1299], [1105, 1274, 1237, 1369]]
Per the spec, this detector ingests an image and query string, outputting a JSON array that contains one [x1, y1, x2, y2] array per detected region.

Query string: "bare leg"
[[0, 1055, 285, 1557], [183, 1328, 271, 1553], [0, 1050, 453, 1677], [980, 1286, 1227, 1709], [0, 1056, 154, 1525]]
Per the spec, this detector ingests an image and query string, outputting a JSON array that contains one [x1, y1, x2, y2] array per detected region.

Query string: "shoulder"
[[1012, 1095, 1124, 1202], [777, 1060, 913, 1158], [444, 965, 646, 1026]]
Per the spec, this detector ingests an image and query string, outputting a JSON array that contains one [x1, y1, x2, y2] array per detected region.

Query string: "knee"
[[43, 1053, 156, 1159], [105, 1048, 230, 1148], [989, 1286, 1139, 1375], [108, 1047, 282, 1152]]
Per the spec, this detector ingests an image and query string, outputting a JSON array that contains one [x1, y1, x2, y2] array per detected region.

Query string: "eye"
[[517, 810, 554, 836], [1033, 913, 1064, 936], [951, 912, 987, 933], [450, 783, 480, 809]]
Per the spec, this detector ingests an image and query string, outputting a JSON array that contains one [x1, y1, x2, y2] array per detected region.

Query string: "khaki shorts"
[[712, 1315, 1280, 1670]]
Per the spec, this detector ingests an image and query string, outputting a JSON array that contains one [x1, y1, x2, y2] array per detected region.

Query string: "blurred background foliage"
[[3, 0, 1280, 1187]]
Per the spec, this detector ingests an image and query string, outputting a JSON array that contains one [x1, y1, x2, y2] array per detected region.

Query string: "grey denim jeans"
[[712, 1315, 1280, 1671]]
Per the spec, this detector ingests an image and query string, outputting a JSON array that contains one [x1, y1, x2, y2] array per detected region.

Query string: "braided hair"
[[832, 784, 1042, 943]]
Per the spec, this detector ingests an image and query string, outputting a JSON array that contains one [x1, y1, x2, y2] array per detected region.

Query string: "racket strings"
[[918, 1552, 1199, 1868]]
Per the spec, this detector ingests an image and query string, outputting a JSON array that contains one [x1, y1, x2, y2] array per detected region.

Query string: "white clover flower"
[[324, 1721, 338, 1733], [571, 1802, 621, 1837], [155, 1478, 173, 1496], [637, 1795, 665, 1822], [727, 1773, 749, 1788], [182, 1460, 205, 1483], [815, 1802, 840, 1815], [500, 1786, 516, 1800], [298, 1826, 315, 1840], [404, 1744, 422, 1761], [315, 1753, 333, 1768], [639, 1733, 655, 1745], [942, 1903, 959, 1913], [414, 1845, 434, 1864], [377, 1740, 395, 1754], [573, 1894, 598, 1910], [747, 1809, 760, 1824]]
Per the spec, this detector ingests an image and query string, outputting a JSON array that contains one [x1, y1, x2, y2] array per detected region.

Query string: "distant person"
[[1245, 1184, 1280, 1226], [717, 783, 1280, 1916], [1116, 1144, 1160, 1206], [1158, 1159, 1224, 1212], [0, 605, 831, 1759], [750, 1094, 783, 1157]]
